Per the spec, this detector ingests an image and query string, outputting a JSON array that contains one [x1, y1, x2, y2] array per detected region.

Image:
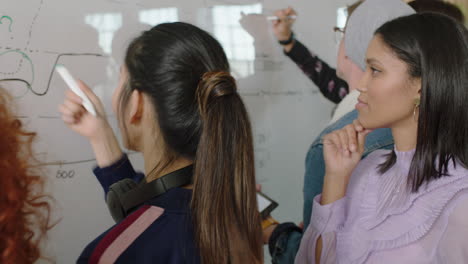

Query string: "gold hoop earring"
[[413, 98, 420, 122]]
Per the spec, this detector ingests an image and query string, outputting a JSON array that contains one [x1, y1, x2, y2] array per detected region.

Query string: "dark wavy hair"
[[119, 22, 262, 263], [0, 88, 53, 263], [376, 13, 468, 191]]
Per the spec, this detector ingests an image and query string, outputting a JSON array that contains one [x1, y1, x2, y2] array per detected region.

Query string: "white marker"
[[267, 15, 297, 21], [55, 65, 97, 116]]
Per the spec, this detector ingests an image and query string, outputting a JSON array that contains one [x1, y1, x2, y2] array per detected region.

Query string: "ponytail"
[[191, 72, 263, 264], [123, 23, 263, 263]]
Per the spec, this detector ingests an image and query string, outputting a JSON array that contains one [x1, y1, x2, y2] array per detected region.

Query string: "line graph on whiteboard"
[[0, 0, 115, 169], [1, 0, 295, 173], [0, 0, 109, 99]]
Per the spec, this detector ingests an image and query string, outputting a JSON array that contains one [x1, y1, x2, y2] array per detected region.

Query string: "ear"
[[413, 77, 422, 100], [128, 90, 144, 124]]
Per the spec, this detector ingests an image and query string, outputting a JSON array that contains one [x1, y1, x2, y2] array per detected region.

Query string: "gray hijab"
[[344, 0, 415, 70]]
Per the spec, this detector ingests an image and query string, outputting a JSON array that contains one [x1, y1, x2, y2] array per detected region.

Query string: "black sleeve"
[[268, 222, 303, 256], [93, 154, 145, 195], [285, 40, 349, 104]]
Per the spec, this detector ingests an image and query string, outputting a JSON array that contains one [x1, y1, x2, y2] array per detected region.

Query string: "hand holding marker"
[[55, 64, 97, 116]]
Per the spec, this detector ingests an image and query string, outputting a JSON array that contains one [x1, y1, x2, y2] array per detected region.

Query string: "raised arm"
[[271, 7, 349, 104], [59, 81, 142, 192], [296, 120, 371, 264]]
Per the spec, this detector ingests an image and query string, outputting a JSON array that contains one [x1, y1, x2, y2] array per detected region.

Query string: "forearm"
[[90, 125, 123, 167], [285, 40, 348, 104], [320, 173, 349, 205]]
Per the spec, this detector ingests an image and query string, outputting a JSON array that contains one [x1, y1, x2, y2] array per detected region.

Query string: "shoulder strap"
[[90, 205, 164, 264]]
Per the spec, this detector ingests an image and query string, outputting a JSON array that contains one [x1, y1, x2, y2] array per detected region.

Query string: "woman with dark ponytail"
[[59, 22, 262, 263]]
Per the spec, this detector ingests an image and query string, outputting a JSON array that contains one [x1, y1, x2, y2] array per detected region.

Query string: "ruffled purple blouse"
[[296, 148, 468, 264]]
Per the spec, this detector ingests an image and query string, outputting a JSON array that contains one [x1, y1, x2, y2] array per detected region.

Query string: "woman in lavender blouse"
[[297, 13, 468, 264]]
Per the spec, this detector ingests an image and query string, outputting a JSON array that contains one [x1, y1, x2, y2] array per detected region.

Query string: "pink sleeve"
[[435, 193, 468, 262], [295, 195, 347, 264]]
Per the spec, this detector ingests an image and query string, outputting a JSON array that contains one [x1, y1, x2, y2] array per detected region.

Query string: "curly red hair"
[[0, 88, 52, 263]]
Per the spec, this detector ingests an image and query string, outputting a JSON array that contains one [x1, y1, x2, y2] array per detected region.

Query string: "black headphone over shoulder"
[[106, 165, 193, 223]]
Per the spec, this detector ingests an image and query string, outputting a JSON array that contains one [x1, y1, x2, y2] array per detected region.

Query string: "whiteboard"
[[0, 0, 350, 262]]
